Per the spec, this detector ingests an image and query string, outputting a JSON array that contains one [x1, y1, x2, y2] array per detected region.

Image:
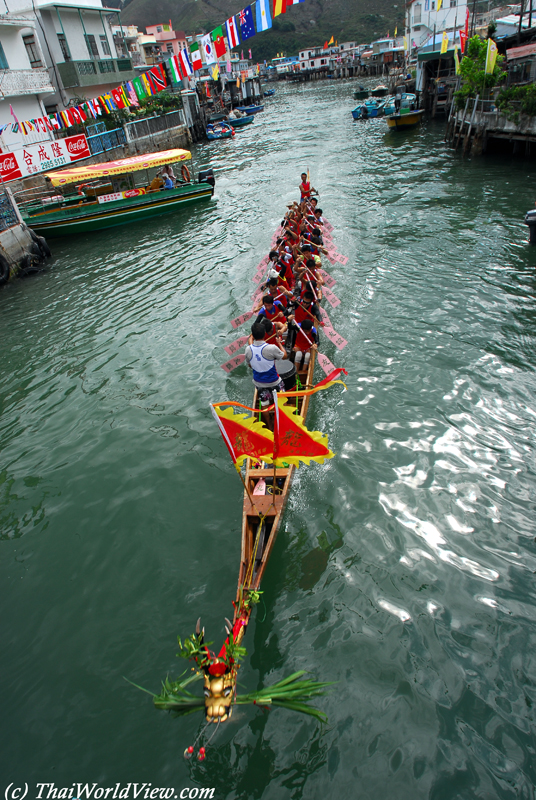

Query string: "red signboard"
[[0, 134, 91, 183]]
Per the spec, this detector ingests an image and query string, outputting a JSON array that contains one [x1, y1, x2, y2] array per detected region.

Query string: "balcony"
[[0, 68, 54, 97], [57, 58, 136, 88]]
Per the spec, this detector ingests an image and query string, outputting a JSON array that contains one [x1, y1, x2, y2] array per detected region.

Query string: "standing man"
[[245, 323, 287, 419]]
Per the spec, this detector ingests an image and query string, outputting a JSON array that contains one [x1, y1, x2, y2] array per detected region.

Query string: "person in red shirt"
[[293, 318, 318, 370], [299, 172, 317, 202]]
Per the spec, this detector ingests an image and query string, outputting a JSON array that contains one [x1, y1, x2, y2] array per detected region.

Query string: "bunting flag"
[[238, 5, 255, 40], [226, 15, 241, 48], [111, 87, 127, 108], [210, 405, 275, 467], [125, 81, 140, 107], [287, 0, 304, 3], [485, 37, 498, 73], [212, 25, 227, 57], [440, 30, 449, 54], [169, 54, 183, 82], [212, 63, 220, 80], [464, 5, 469, 39], [141, 73, 153, 96], [454, 45, 460, 74], [256, 0, 272, 29], [60, 110, 70, 126], [151, 64, 168, 90], [273, 0, 286, 16], [273, 395, 333, 467], [403, 35, 408, 50], [437, 0, 442, 9], [132, 75, 147, 101], [201, 33, 216, 64], [178, 48, 193, 76], [190, 42, 203, 70]]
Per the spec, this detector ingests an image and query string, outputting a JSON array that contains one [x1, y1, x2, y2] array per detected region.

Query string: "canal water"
[[2, 81, 536, 799]]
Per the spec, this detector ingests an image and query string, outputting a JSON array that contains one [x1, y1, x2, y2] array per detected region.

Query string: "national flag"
[[190, 42, 203, 70], [485, 37, 498, 73], [212, 25, 227, 57], [103, 93, 117, 112], [25, 119, 35, 131], [226, 15, 241, 48], [287, 0, 304, 3], [60, 110, 70, 126], [437, 0, 443, 9], [125, 81, 140, 106], [272, 395, 333, 467], [89, 98, 102, 117], [328, 35, 334, 44], [132, 76, 147, 101], [169, 54, 183, 82], [48, 114, 60, 130], [440, 30, 449, 53], [111, 87, 127, 108], [255, 0, 272, 32], [141, 72, 154, 96], [454, 44, 460, 74], [323, 40, 328, 49], [273, 0, 286, 16], [212, 63, 219, 80], [201, 33, 216, 64], [238, 5, 255, 40], [178, 48, 193, 75], [459, 30, 467, 54], [44, 115, 54, 131], [210, 404, 275, 467], [149, 64, 167, 90]]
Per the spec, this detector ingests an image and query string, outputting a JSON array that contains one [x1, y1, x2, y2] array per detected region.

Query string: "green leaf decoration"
[[128, 670, 206, 716], [235, 671, 334, 723]]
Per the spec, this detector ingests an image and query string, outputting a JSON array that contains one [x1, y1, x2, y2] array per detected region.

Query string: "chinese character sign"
[[0, 134, 91, 182]]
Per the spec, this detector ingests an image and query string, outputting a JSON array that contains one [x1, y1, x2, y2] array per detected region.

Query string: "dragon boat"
[[139, 203, 349, 758]]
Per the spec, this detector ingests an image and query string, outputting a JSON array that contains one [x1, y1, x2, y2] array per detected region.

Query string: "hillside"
[[119, 0, 404, 62]]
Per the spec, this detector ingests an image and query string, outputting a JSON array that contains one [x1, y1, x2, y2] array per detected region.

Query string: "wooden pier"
[[446, 96, 536, 156]]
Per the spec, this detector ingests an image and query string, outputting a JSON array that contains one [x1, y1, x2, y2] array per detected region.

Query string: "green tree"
[[455, 35, 506, 108]]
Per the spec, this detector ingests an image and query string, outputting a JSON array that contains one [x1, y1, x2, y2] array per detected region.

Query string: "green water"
[[2, 82, 536, 799]]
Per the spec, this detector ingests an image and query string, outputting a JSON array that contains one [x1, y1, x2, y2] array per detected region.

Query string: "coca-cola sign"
[[0, 133, 90, 183]]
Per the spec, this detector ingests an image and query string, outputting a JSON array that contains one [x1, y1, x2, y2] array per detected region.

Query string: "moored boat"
[[352, 98, 387, 120], [235, 104, 265, 114], [383, 93, 417, 116], [371, 84, 388, 97], [386, 108, 425, 130], [207, 121, 235, 140], [263, 88, 276, 97], [227, 114, 255, 127], [353, 85, 369, 100], [18, 149, 214, 239]]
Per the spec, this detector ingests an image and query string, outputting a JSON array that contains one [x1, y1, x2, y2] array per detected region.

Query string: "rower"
[[293, 318, 318, 370], [299, 172, 317, 202], [245, 322, 286, 424]]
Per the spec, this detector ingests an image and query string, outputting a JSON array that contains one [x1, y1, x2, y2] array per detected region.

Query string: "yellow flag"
[[440, 30, 449, 54], [394, 26, 398, 35], [485, 38, 498, 73], [403, 36, 408, 50], [328, 35, 334, 45], [437, 0, 443, 9], [454, 44, 460, 74], [212, 63, 219, 80]]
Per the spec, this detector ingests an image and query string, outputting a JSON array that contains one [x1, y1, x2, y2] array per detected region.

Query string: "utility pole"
[[518, 0, 525, 44]]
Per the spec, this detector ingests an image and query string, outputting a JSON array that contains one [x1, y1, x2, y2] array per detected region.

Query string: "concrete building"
[[5, 0, 137, 111], [298, 46, 331, 70], [0, 15, 55, 152], [406, 0, 469, 50], [145, 24, 187, 60]]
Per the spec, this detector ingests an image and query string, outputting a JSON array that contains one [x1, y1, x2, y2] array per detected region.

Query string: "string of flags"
[[2, 0, 310, 138]]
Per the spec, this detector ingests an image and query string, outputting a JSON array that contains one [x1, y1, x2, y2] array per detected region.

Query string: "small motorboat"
[[385, 108, 425, 130], [227, 114, 255, 128], [351, 98, 386, 120], [206, 121, 235, 140], [383, 93, 417, 116], [235, 104, 264, 114], [370, 84, 388, 98], [263, 89, 276, 97], [353, 85, 369, 100]]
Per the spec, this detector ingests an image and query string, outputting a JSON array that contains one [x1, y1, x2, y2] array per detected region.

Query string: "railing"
[[0, 190, 19, 232], [123, 109, 185, 142], [57, 58, 134, 87], [86, 127, 126, 154]]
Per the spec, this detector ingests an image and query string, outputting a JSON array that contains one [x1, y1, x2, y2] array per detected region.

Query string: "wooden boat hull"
[[235, 350, 317, 625], [371, 86, 388, 97], [353, 89, 369, 100], [21, 183, 214, 238], [235, 104, 264, 114], [386, 109, 425, 129], [227, 115, 255, 127]]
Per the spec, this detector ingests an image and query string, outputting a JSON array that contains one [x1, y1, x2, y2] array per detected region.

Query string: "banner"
[[0, 134, 90, 182]]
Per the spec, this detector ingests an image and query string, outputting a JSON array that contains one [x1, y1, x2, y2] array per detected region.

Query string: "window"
[[156, 25, 162, 32], [431, 1, 435, 9], [413, 3, 421, 23], [23, 35, 43, 68], [100, 35, 111, 56], [0, 41, 8, 69], [450, 0, 456, 5], [57, 33, 71, 61], [166, 44, 173, 53], [310, 60, 314, 66], [45, 104, 57, 115], [320, 58, 326, 64], [85, 34, 99, 58]]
